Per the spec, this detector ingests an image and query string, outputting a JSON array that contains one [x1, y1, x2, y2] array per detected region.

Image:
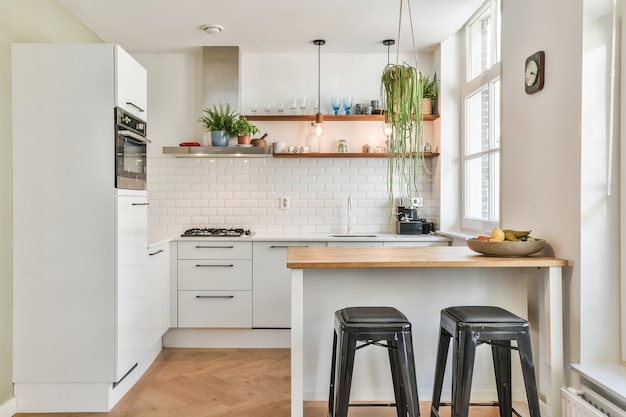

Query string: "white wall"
[[501, 0, 622, 376]]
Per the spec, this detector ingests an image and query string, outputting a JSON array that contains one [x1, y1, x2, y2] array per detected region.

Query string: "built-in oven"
[[115, 107, 150, 190]]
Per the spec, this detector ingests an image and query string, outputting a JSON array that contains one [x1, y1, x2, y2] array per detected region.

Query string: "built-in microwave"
[[115, 107, 150, 190]]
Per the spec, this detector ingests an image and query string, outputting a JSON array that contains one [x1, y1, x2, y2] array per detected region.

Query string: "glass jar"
[[338, 139, 348, 153]]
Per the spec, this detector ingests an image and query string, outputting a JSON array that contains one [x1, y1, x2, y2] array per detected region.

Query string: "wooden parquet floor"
[[16, 348, 499, 417]]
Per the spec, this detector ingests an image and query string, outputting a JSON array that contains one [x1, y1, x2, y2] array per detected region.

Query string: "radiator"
[[562, 387, 626, 417]]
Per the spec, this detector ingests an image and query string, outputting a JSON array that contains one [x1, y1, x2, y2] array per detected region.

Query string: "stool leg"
[[397, 330, 420, 417], [430, 327, 451, 417], [328, 330, 338, 417], [452, 329, 477, 417], [388, 339, 408, 417], [517, 333, 541, 417], [491, 340, 512, 417], [333, 330, 357, 417]]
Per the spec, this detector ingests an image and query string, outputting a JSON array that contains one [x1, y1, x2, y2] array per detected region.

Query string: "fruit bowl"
[[466, 238, 546, 257]]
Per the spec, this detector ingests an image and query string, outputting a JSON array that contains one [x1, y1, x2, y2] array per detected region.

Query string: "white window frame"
[[461, 0, 502, 232]]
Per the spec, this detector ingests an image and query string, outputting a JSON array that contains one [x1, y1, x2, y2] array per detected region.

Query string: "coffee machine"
[[396, 197, 435, 235]]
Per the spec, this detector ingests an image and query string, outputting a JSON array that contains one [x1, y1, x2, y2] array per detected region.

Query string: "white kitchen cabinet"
[[116, 45, 148, 119], [147, 241, 171, 345], [116, 192, 149, 379], [252, 241, 326, 328], [176, 241, 252, 328], [12, 43, 150, 412]]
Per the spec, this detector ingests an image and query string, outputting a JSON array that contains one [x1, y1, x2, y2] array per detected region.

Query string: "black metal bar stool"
[[430, 306, 541, 417], [328, 306, 420, 417]]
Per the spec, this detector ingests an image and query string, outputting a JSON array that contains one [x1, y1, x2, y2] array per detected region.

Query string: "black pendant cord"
[[314, 40, 325, 110], [383, 39, 395, 66]]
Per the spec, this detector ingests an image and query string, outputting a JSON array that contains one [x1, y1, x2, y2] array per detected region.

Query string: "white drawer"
[[178, 259, 251, 290], [177, 241, 252, 259], [178, 291, 252, 328]]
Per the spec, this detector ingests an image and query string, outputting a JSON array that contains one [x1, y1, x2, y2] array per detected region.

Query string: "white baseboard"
[[162, 328, 290, 348], [0, 396, 16, 417]]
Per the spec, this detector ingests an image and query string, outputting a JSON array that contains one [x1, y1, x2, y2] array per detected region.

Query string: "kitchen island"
[[287, 246, 568, 417]]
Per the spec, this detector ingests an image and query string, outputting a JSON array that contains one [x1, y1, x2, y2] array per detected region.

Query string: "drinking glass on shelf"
[[263, 104, 271, 114], [313, 99, 319, 113], [342, 96, 353, 115], [299, 97, 307, 114], [277, 104, 285, 113], [250, 104, 258, 114], [331, 96, 341, 115], [290, 99, 298, 114]]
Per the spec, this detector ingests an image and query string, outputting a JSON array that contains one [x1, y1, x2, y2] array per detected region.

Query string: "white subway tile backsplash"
[[147, 156, 440, 241]]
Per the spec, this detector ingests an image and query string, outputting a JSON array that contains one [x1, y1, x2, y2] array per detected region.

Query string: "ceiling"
[[56, 0, 483, 55]]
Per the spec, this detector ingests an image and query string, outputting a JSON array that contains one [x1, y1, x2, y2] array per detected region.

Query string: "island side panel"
[[301, 267, 526, 403]]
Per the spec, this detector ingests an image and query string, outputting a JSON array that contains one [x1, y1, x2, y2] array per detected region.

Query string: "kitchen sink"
[[328, 234, 379, 238]]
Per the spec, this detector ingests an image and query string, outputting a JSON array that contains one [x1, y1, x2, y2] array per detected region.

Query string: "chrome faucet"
[[347, 194, 353, 234]]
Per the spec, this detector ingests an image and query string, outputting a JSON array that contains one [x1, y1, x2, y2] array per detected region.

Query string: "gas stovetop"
[[181, 227, 253, 237]]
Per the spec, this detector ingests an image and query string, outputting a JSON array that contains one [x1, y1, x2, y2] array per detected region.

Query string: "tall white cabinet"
[[12, 44, 156, 412]]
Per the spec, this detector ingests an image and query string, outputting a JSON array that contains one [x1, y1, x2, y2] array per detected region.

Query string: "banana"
[[504, 231, 520, 242], [503, 229, 531, 239]]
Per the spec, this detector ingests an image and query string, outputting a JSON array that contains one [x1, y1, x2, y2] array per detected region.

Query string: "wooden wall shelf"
[[244, 114, 439, 122], [273, 152, 440, 158]]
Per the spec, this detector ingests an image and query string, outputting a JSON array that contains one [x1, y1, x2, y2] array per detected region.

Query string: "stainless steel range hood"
[[202, 46, 240, 111]]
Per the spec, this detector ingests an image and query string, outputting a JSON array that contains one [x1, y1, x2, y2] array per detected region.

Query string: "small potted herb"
[[232, 116, 260, 145], [420, 72, 439, 115], [198, 102, 238, 146]]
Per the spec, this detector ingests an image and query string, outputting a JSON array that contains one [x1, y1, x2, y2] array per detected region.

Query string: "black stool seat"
[[431, 306, 541, 417], [328, 306, 420, 417]]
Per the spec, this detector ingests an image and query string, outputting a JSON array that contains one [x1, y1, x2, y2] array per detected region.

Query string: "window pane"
[[466, 86, 490, 155], [468, 7, 492, 80], [466, 153, 499, 221], [466, 155, 488, 219]]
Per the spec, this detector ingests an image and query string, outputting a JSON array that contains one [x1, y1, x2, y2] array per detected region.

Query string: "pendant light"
[[313, 39, 325, 136], [382, 39, 395, 138]]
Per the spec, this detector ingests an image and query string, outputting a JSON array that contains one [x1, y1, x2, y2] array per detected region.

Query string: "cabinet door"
[[116, 194, 148, 380], [252, 241, 326, 328], [148, 242, 171, 338], [116, 45, 147, 119]]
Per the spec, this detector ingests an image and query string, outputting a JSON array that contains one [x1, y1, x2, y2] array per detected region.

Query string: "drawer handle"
[[195, 264, 234, 267], [131, 202, 149, 206], [149, 249, 164, 256], [195, 245, 235, 249], [270, 245, 309, 248], [195, 295, 234, 299]]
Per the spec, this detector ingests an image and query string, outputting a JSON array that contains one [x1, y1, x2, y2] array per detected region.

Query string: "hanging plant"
[[381, 0, 428, 230]]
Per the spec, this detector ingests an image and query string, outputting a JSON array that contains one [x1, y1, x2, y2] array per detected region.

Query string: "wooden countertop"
[[286, 246, 568, 269]]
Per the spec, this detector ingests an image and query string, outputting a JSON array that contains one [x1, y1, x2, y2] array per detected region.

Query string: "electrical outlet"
[[280, 196, 290, 210], [411, 197, 423, 207]]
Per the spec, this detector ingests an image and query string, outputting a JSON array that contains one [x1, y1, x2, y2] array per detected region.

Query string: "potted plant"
[[381, 62, 426, 230], [420, 72, 439, 115], [198, 102, 238, 146], [232, 116, 260, 145]]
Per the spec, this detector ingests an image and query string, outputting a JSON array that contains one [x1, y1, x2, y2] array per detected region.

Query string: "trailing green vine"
[[381, 0, 430, 232]]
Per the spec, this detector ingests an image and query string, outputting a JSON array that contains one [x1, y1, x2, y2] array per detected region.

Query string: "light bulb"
[[314, 123, 324, 136], [314, 112, 324, 136]]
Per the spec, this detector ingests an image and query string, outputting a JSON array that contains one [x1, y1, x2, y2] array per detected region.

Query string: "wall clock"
[[525, 51, 545, 94]]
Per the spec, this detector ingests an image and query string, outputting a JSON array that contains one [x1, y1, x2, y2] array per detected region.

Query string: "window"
[[462, 0, 501, 232]]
